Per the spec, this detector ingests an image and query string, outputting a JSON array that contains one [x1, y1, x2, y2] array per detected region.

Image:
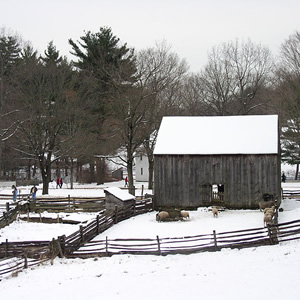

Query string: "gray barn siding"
[[154, 154, 280, 209]]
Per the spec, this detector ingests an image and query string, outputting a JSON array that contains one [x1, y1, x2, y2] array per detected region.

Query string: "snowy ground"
[[0, 180, 300, 300]]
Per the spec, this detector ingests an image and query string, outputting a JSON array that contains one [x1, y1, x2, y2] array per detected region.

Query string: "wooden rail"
[[282, 190, 300, 198], [70, 224, 278, 258], [31, 196, 106, 213]]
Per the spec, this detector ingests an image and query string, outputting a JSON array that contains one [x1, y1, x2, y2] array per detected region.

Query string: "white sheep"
[[156, 211, 170, 222], [263, 212, 273, 227], [212, 206, 218, 218], [180, 211, 190, 220], [264, 206, 275, 217], [259, 201, 275, 211]]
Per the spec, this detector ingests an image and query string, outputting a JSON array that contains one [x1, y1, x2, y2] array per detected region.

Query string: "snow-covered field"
[[0, 180, 300, 300]]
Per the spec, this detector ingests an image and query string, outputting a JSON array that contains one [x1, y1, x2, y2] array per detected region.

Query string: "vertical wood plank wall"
[[154, 154, 280, 209]]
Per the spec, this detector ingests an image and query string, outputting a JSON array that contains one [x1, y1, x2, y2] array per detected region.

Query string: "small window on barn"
[[141, 168, 143, 176], [140, 154, 143, 161], [212, 184, 224, 203]]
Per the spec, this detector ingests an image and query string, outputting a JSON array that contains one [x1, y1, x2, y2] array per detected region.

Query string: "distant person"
[[56, 177, 60, 188], [30, 184, 38, 202], [60, 178, 63, 188], [12, 185, 18, 202], [281, 172, 286, 183], [124, 176, 128, 187]]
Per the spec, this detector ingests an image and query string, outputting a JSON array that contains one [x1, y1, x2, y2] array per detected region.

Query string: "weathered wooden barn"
[[153, 115, 281, 209]]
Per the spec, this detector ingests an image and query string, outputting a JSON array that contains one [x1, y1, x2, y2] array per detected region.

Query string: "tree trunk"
[[127, 159, 135, 195], [65, 158, 68, 177], [70, 158, 74, 189], [27, 159, 31, 180], [96, 158, 104, 185], [295, 164, 299, 180], [148, 158, 154, 190], [89, 161, 95, 182], [41, 166, 51, 195]]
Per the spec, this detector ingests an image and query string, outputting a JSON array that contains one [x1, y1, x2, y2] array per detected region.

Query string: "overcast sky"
[[1, 0, 300, 72]]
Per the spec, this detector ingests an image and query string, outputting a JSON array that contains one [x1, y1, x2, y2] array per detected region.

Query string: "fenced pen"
[[1, 194, 300, 279], [0, 198, 153, 277]]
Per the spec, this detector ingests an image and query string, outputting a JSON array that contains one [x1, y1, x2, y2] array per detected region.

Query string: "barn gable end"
[[153, 115, 280, 209]]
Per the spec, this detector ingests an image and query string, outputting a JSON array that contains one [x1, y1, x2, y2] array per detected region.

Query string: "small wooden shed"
[[153, 115, 281, 210], [104, 187, 136, 211]]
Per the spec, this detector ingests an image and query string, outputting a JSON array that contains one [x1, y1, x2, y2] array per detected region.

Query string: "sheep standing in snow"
[[156, 211, 170, 222], [264, 206, 275, 217], [180, 211, 190, 220], [212, 206, 218, 218], [264, 212, 273, 227], [259, 200, 275, 211]]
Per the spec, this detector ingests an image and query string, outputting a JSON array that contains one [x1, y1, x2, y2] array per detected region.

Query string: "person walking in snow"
[[12, 185, 18, 202], [60, 178, 63, 188], [124, 176, 128, 187], [56, 177, 60, 188], [281, 171, 286, 183], [30, 184, 38, 202]]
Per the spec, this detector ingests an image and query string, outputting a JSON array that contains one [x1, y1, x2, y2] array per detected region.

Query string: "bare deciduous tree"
[[135, 41, 189, 188], [200, 39, 273, 115]]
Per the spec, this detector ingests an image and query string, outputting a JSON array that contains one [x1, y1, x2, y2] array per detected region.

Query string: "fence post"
[[156, 235, 161, 255], [267, 224, 279, 244], [213, 230, 218, 251], [80, 225, 84, 244], [267, 224, 274, 244], [6, 202, 9, 212], [58, 235, 66, 257], [5, 239, 8, 257], [24, 251, 28, 269], [141, 185, 144, 197], [96, 215, 100, 234], [105, 236, 109, 256]]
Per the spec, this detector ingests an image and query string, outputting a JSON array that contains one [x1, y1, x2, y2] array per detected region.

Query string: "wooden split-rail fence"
[[1, 196, 300, 278], [0, 198, 153, 278], [0, 196, 107, 229], [282, 189, 300, 198], [70, 220, 300, 258]]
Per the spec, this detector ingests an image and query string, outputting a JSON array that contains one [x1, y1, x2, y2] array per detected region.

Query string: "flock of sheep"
[[155, 206, 219, 222], [156, 201, 277, 227]]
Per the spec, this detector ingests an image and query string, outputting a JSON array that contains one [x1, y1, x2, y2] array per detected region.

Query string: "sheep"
[[180, 211, 190, 220], [264, 206, 275, 217], [212, 206, 218, 218], [263, 212, 273, 227], [259, 200, 275, 211], [156, 211, 170, 222]]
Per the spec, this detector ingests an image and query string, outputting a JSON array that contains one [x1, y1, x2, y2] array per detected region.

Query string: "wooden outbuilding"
[[153, 115, 281, 210], [104, 187, 136, 211]]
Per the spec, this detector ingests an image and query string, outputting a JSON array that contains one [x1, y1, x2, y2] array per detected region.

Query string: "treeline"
[[0, 27, 299, 193]]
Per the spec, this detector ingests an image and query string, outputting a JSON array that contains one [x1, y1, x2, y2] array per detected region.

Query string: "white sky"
[[1, 0, 300, 72]]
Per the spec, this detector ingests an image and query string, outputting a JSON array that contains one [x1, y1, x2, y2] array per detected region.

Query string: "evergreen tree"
[[0, 30, 22, 177], [41, 41, 62, 65], [69, 27, 136, 185]]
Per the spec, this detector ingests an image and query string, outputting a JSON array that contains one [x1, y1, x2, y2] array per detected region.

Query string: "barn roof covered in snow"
[[153, 115, 279, 155]]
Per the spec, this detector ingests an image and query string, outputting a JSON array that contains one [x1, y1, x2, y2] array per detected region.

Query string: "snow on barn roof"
[[104, 187, 135, 201], [154, 115, 279, 155]]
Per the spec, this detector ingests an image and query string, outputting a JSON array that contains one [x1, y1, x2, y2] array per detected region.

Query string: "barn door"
[[199, 184, 212, 204]]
